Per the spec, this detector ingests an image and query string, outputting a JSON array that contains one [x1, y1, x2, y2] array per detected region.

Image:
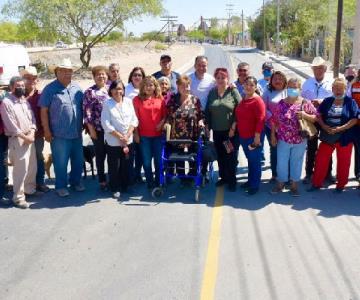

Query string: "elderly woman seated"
[[165, 75, 205, 183]]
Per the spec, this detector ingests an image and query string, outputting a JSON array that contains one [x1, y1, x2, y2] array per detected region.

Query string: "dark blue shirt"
[[152, 70, 180, 93], [39, 80, 84, 139], [319, 95, 359, 146]]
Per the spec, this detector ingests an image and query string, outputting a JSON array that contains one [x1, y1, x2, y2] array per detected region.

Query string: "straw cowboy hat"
[[20, 66, 38, 77], [311, 56, 331, 68], [48, 58, 79, 73]]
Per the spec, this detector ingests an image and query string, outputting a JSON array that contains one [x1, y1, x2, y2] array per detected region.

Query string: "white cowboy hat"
[[48, 58, 79, 73], [311, 56, 331, 67], [20, 66, 38, 77]]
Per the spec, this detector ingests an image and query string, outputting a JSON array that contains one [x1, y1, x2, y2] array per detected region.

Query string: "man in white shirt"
[[188, 55, 215, 110], [301, 56, 334, 183]]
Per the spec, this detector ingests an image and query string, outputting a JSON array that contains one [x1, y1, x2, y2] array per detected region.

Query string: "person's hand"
[[253, 135, 261, 146], [322, 125, 332, 134], [44, 129, 52, 143], [198, 120, 205, 128], [270, 134, 277, 147], [329, 127, 340, 134], [89, 128, 97, 140], [133, 131, 140, 144], [311, 99, 322, 108], [296, 111, 304, 120], [228, 128, 235, 138], [155, 121, 163, 132]]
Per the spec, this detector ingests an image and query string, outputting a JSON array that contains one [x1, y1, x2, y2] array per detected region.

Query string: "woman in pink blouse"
[[270, 78, 317, 196]]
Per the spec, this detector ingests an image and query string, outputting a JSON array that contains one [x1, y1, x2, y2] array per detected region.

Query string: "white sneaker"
[[56, 188, 70, 197], [13, 200, 30, 209]]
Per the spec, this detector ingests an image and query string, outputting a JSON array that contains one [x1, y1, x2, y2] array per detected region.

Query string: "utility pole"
[[352, 0, 360, 66], [241, 9, 244, 47], [263, 0, 266, 51], [276, 0, 280, 55], [226, 3, 234, 45], [160, 15, 178, 44], [333, 0, 343, 77]]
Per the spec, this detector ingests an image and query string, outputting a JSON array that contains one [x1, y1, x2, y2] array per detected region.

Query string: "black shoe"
[[333, 187, 344, 193], [326, 175, 336, 184], [247, 188, 259, 195], [216, 179, 227, 187], [302, 176, 311, 184], [240, 182, 250, 189], [136, 176, 144, 184], [307, 185, 320, 192], [228, 184, 236, 192]]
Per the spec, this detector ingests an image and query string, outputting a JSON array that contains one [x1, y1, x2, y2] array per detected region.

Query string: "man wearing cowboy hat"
[[0, 76, 38, 208], [21, 66, 50, 193], [39, 58, 84, 197], [301, 56, 334, 184]]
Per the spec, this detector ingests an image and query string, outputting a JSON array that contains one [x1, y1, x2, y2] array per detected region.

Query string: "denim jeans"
[[35, 137, 45, 186], [140, 136, 162, 186], [276, 139, 307, 183], [265, 126, 277, 177], [0, 134, 8, 198], [51, 137, 84, 190], [239, 136, 262, 189]]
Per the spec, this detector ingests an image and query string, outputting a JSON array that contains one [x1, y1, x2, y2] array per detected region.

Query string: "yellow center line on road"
[[200, 186, 224, 300]]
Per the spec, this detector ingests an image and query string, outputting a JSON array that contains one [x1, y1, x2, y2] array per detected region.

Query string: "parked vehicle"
[[0, 42, 30, 87], [55, 41, 68, 49]]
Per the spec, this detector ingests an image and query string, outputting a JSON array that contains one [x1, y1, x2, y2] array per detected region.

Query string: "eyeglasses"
[[132, 73, 143, 77], [237, 69, 248, 72]]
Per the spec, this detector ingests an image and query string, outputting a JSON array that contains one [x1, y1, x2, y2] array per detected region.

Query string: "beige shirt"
[[0, 94, 36, 137]]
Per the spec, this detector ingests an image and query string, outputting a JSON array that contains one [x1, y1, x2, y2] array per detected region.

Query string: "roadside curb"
[[257, 49, 310, 79]]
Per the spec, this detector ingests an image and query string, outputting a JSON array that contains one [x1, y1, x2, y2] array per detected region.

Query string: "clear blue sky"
[[125, 0, 264, 36], [0, 0, 264, 36]]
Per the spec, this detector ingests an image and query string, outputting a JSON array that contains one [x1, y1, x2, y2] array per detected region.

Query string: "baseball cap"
[[160, 54, 171, 61], [262, 62, 274, 70]]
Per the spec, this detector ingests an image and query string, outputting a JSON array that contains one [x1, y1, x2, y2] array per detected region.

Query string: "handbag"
[[202, 140, 217, 162], [298, 100, 318, 139]]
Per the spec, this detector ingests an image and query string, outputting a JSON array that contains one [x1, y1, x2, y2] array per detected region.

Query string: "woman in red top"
[[133, 76, 166, 189], [231, 76, 266, 195]]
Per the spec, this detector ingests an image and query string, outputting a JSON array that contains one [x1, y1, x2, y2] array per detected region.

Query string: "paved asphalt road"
[[1, 45, 360, 300]]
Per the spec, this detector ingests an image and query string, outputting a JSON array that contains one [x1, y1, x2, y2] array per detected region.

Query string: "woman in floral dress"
[[165, 75, 204, 181], [83, 66, 111, 190]]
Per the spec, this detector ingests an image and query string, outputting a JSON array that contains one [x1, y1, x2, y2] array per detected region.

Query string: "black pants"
[[306, 136, 332, 178], [92, 130, 107, 183], [213, 130, 238, 186], [106, 144, 133, 192], [128, 142, 143, 184]]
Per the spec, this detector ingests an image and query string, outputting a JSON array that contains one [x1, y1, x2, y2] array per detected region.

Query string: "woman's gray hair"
[[157, 76, 171, 85], [287, 77, 301, 88]]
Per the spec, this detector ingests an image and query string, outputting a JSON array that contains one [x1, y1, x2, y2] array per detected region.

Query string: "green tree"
[[186, 30, 205, 41], [141, 31, 166, 42], [0, 21, 19, 42], [2, 0, 163, 67]]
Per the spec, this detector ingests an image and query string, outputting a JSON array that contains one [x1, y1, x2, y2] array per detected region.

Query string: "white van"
[[0, 42, 30, 87]]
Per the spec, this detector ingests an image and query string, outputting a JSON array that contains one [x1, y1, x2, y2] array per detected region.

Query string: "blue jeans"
[[265, 126, 277, 177], [35, 137, 45, 186], [0, 134, 8, 198], [140, 136, 162, 186], [276, 139, 307, 183], [51, 137, 84, 190], [239, 136, 262, 189]]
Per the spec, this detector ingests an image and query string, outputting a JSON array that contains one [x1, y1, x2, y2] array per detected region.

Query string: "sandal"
[[270, 183, 284, 194]]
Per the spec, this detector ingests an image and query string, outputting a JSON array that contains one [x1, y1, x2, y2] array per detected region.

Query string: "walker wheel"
[[195, 189, 200, 202], [152, 187, 164, 198]]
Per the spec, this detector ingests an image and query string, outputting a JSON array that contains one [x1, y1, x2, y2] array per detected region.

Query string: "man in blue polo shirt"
[[40, 58, 84, 197], [152, 54, 180, 93]]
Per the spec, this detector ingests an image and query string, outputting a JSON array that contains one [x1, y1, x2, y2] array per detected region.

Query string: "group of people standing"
[[1, 53, 360, 208]]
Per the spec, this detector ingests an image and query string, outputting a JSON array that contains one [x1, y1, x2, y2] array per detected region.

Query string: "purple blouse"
[[83, 85, 110, 131], [273, 99, 317, 144]]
